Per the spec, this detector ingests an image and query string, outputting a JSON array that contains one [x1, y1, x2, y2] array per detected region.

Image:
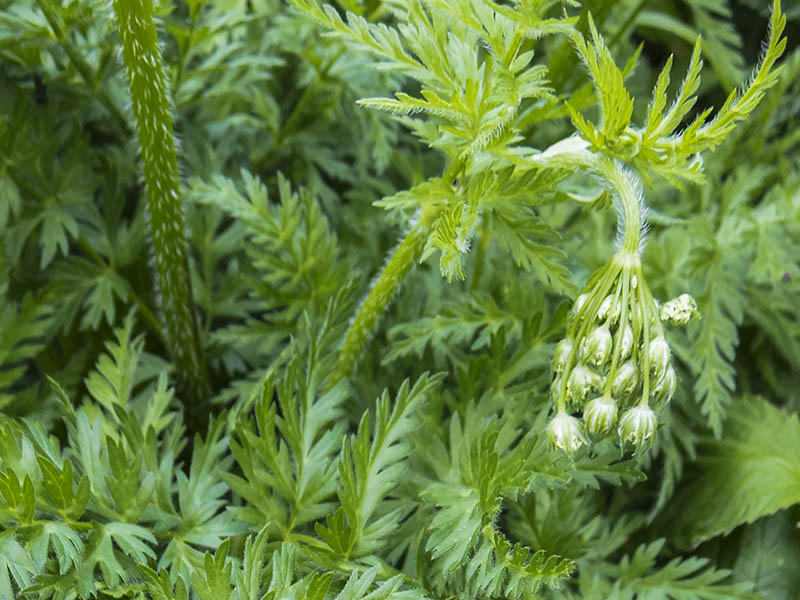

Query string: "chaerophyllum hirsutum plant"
[[297, 0, 786, 453], [2, 0, 800, 598]]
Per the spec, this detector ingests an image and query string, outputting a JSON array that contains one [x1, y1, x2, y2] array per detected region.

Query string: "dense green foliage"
[[0, 0, 798, 598]]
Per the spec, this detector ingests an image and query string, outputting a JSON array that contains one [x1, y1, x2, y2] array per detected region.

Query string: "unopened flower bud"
[[567, 365, 603, 404], [619, 322, 634, 360], [660, 293, 699, 327], [618, 405, 658, 451], [572, 293, 589, 318], [647, 336, 671, 381], [553, 338, 573, 375], [652, 366, 677, 404], [547, 412, 587, 454], [583, 396, 618, 437], [611, 360, 639, 397], [597, 294, 620, 323], [580, 325, 612, 366]]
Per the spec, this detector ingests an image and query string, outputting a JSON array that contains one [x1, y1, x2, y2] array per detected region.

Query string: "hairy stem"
[[534, 138, 644, 257], [602, 158, 643, 257], [112, 0, 208, 410], [327, 207, 437, 389]]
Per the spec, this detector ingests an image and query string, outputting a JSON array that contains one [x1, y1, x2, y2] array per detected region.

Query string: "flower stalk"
[[112, 0, 208, 408]]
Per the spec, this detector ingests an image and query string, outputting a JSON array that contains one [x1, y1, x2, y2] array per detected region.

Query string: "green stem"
[[603, 159, 643, 256], [533, 141, 643, 257], [112, 0, 209, 411], [36, 0, 129, 131], [326, 206, 438, 389]]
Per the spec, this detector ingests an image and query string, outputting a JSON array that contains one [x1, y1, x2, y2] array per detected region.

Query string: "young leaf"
[[569, 14, 634, 146]]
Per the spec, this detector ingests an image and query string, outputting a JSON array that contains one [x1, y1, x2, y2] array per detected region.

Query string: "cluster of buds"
[[546, 250, 698, 454]]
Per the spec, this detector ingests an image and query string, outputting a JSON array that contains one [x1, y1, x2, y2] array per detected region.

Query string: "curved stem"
[[603, 159, 643, 257], [533, 141, 644, 258], [326, 206, 438, 390], [537, 140, 647, 411]]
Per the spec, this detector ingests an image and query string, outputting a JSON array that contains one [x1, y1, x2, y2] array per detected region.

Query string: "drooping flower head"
[[542, 159, 696, 455], [546, 244, 693, 454]]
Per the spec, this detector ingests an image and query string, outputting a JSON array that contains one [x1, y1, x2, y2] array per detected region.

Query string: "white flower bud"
[[567, 365, 603, 404], [618, 322, 634, 360], [611, 360, 639, 397], [647, 336, 671, 381], [618, 405, 658, 451], [553, 338, 573, 375], [652, 366, 677, 404], [547, 412, 587, 454], [597, 294, 620, 323], [572, 293, 589, 318], [660, 293, 699, 327], [583, 396, 618, 437], [580, 325, 613, 366]]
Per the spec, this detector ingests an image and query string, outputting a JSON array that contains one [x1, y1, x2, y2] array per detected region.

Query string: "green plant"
[[1, 0, 799, 598]]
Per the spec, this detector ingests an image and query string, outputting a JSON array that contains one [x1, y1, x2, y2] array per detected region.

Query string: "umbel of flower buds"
[[546, 244, 698, 454]]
